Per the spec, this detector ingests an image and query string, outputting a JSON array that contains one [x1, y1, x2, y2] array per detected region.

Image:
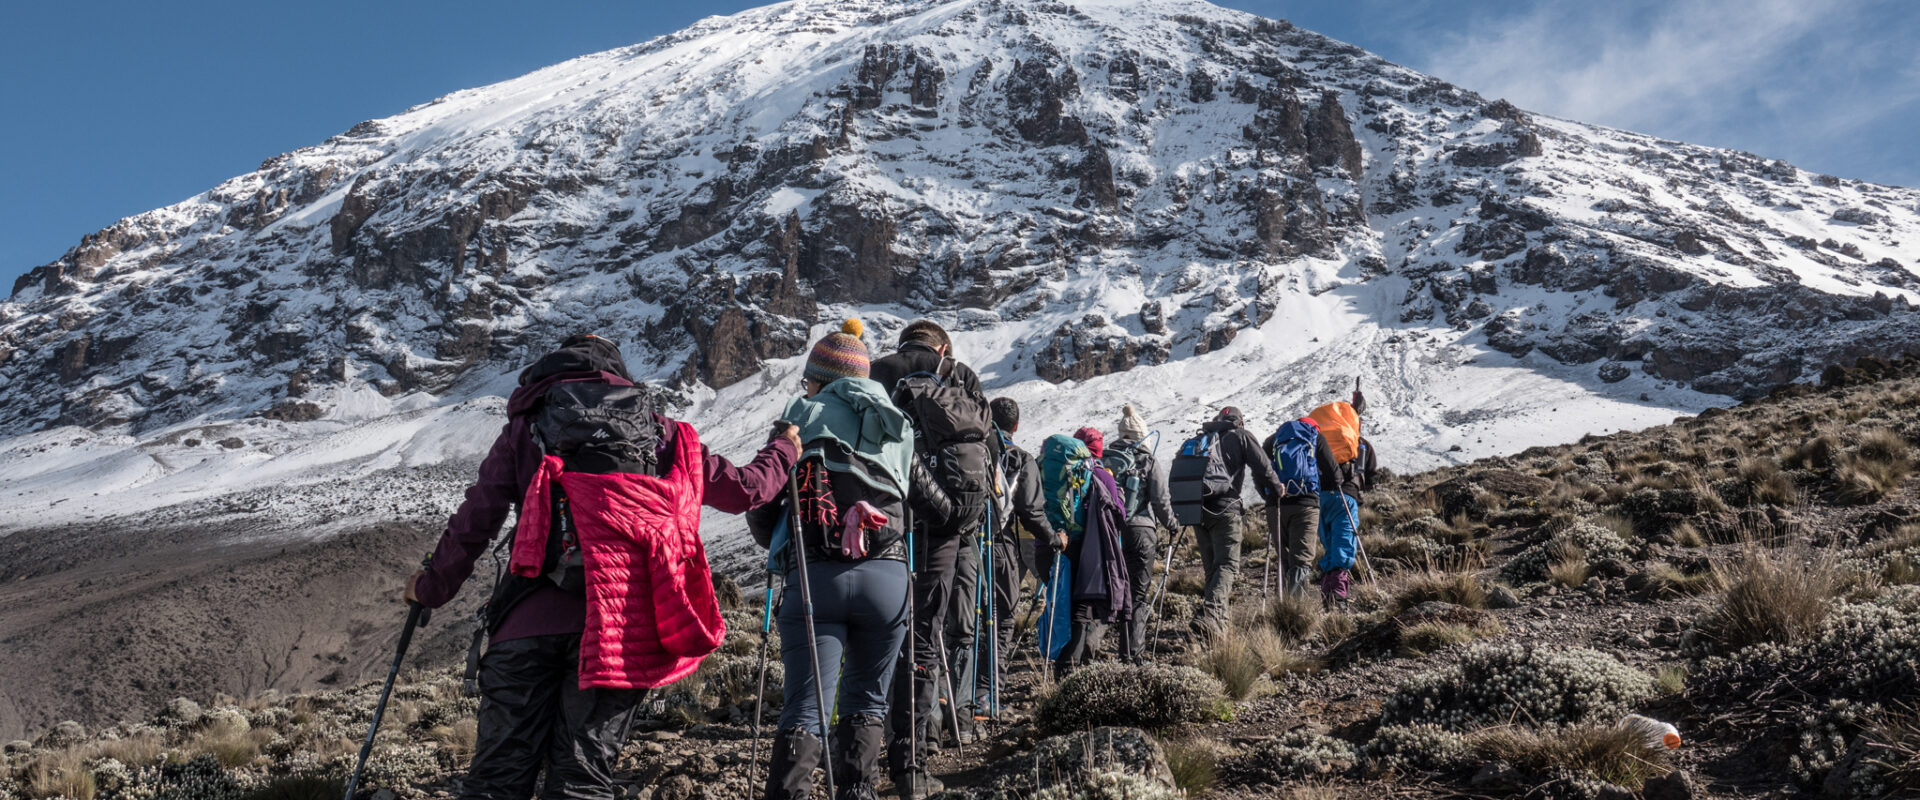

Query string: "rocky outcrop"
[[1034, 314, 1170, 383]]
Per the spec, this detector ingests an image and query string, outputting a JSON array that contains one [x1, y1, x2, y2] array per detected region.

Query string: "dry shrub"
[[1692, 546, 1843, 654], [1390, 570, 1488, 612], [1162, 736, 1225, 796], [1670, 521, 1706, 548], [1169, 571, 1206, 597], [1202, 624, 1275, 700], [1268, 594, 1321, 643], [1399, 622, 1500, 657], [1739, 457, 1799, 507], [1785, 433, 1841, 472], [1888, 555, 1920, 586], [241, 775, 347, 800], [1319, 611, 1357, 643], [1838, 430, 1913, 504], [1640, 562, 1723, 598], [1547, 541, 1590, 588], [1859, 707, 1920, 796], [25, 748, 96, 800], [1653, 665, 1688, 696], [1471, 724, 1671, 790], [428, 717, 478, 760]]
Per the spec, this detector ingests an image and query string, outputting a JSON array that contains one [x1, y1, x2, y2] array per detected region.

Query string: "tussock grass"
[[25, 749, 97, 800], [1693, 545, 1844, 653], [1653, 665, 1689, 696], [1470, 724, 1671, 789], [1390, 570, 1488, 612], [1268, 594, 1321, 643], [1399, 621, 1501, 657], [1547, 541, 1591, 588], [1641, 562, 1724, 598], [1162, 736, 1223, 796]]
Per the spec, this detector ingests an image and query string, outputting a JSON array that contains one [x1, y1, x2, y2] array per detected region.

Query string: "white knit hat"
[[1117, 403, 1148, 441]]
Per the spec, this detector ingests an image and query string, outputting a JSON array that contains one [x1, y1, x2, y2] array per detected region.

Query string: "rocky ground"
[[7, 355, 1920, 799]]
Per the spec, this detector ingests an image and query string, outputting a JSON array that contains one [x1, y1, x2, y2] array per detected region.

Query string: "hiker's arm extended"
[[1145, 453, 1175, 530], [1241, 429, 1286, 502], [702, 436, 799, 514], [1012, 455, 1063, 550], [414, 420, 528, 608]]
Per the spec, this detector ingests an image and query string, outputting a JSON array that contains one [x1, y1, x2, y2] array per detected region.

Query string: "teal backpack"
[[1040, 434, 1095, 535]]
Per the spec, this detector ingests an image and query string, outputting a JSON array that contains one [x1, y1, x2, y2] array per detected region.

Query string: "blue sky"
[[4, 0, 1917, 293]]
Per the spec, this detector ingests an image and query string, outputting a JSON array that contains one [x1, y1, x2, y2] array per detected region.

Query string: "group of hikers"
[[400, 320, 1379, 800]]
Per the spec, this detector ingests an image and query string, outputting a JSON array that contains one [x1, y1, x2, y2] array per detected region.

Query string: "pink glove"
[[840, 501, 891, 558]]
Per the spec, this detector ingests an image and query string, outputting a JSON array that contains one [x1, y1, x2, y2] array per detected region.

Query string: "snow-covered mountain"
[[5, 0, 1920, 546]]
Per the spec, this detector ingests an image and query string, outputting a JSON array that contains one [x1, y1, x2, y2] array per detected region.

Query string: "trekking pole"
[[1039, 551, 1064, 660], [983, 522, 998, 721], [903, 507, 919, 800], [747, 575, 778, 792], [1334, 492, 1376, 586], [785, 475, 836, 800], [934, 626, 965, 756], [343, 557, 434, 800], [969, 530, 984, 730], [1145, 524, 1184, 659]]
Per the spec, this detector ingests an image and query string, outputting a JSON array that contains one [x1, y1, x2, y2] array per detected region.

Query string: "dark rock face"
[[1305, 90, 1364, 179], [1034, 315, 1170, 383]]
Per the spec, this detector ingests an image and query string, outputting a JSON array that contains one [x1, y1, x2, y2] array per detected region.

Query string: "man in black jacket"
[[1192, 406, 1286, 634], [871, 320, 991, 793]]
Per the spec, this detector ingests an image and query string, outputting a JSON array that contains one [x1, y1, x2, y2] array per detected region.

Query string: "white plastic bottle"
[[1620, 714, 1682, 749]]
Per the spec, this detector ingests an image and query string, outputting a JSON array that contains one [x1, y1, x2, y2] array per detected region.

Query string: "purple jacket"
[[415, 369, 796, 641], [1070, 466, 1134, 623]]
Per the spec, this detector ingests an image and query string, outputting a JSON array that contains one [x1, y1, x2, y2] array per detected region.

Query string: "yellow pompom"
[[841, 318, 864, 337]]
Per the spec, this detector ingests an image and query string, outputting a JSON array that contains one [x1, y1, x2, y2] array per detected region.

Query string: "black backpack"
[[1168, 431, 1233, 525], [892, 358, 993, 519], [526, 381, 660, 592], [789, 439, 909, 562]]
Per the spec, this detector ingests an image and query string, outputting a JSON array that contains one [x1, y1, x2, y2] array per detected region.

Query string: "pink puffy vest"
[[509, 421, 726, 689]]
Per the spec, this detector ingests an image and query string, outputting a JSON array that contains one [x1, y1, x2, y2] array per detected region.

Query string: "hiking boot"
[[834, 713, 885, 800], [889, 769, 943, 799], [765, 728, 825, 800]]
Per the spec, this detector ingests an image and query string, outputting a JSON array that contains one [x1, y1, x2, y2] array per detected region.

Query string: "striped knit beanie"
[[805, 319, 870, 384]]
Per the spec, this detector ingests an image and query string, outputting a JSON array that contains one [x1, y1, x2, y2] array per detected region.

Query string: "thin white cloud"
[[1405, 0, 1920, 179]]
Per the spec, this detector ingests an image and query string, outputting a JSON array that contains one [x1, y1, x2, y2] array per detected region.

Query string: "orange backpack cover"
[[1307, 401, 1361, 464]]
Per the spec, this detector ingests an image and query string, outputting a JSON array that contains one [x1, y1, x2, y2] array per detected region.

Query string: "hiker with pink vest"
[[403, 334, 796, 800]]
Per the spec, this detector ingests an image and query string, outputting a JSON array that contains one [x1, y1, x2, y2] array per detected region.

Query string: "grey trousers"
[[1277, 502, 1320, 577], [1195, 509, 1243, 626]]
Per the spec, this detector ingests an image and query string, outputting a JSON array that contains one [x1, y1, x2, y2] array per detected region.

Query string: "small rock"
[[1656, 616, 1684, 633], [1594, 784, 1636, 800], [1487, 585, 1522, 609], [3, 740, 33, 754], [1644, 769, 1698, 800], [1623, 634, 1651, 649], [644, 742, 666, 755], [371, 791, 398, 800], [1470, 759, 1520, 790], [648, 730, 682, 742]]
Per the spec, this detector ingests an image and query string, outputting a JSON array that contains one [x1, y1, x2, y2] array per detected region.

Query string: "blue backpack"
[[1040, 434, 1096, 535], [1271, 419, 1320, 497]]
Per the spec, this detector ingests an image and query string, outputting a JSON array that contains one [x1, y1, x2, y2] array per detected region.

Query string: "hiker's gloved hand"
[[770, 420, 800, 452], [401, 570, 425, 605], [1054, 532, 1069, 552]]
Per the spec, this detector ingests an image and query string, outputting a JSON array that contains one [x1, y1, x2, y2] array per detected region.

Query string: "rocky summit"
[[3, 0, 1918, 447]]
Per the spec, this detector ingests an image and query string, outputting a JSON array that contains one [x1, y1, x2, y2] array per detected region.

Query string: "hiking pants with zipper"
[[461, 633, 644, 800], [1277, 500, 1320, 582], [1195, 509, 1243, 627], [1118, 519, 1159, 660]]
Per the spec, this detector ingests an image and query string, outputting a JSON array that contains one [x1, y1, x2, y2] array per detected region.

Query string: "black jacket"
[[869, 340, 990, 537], [1199, 418, 1286, 515], [1260, 428, 1339, 507], [992, 434, 1056, 544], [868, 341, 986, 409], [1110, 438, 1176, 528], [1337, 437, 1379, 499]]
